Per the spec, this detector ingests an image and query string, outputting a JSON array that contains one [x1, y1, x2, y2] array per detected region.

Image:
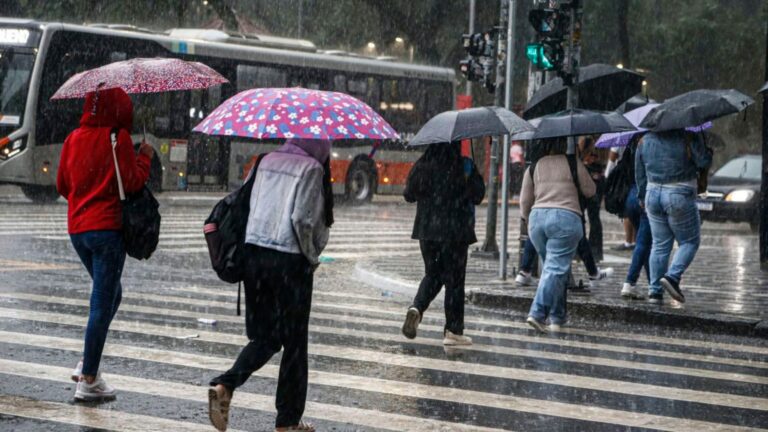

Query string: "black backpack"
[[204, 154, 266, 314], [109, 129, 161, 260], [604, 147, 634, 216]]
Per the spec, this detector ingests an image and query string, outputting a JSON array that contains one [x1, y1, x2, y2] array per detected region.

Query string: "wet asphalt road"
[[0, 197, 767, 431]]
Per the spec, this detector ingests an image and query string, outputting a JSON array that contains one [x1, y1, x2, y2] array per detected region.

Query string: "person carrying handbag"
[[56, 88, 153, 401]]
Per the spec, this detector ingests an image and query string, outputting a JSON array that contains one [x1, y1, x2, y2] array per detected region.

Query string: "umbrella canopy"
[[51, 57, 228, 99], [512, 109, 636, 141], [523, 63, 645, 119], [639, 89, 754, 132], [407, 106, 534, 146], [616, 95, 656, 114], [595, 103, 712, 148], [193, 87, 399, 140], [759, 82, 768, 93]]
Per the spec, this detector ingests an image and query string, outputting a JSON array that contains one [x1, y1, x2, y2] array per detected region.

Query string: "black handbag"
[[110, 130, 161, 260]]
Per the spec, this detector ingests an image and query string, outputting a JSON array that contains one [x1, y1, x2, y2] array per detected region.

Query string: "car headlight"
[[725, 190, 755, 202]]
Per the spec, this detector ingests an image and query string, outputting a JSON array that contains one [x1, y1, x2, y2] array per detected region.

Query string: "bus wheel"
[[345, 159, 375, 205], [21, 185, 59, 203]]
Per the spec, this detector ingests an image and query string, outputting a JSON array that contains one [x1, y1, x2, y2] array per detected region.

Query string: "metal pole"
[[467, 0, 476, 97], [477, 0, 509, 257], [760, 17, 768, 266], [565, 0, 580, 155], [297, 0, 303, 39], [499, 0, 516, 279]]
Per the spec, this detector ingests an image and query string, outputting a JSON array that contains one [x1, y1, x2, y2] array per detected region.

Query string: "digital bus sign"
[[0, 28, 40, 47]]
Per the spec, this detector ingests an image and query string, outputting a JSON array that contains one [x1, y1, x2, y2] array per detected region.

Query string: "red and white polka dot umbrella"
[[50, 57, 228, 99]]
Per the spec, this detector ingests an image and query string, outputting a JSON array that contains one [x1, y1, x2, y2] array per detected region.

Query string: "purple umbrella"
[[595, 103, 712, 148]]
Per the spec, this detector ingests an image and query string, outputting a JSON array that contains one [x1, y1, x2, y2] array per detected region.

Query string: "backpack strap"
[[109, 128, 125, 201]]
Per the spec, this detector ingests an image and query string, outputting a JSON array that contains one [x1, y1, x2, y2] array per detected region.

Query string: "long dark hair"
[[322, 157, 334, 228], [423, 141, 463, 177]]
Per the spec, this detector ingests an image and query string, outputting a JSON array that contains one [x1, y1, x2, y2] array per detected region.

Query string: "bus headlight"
[[725, 190, 755, 202], [0, 139, 25, 161]]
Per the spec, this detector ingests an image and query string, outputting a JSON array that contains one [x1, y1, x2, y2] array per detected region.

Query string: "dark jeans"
[[412, 240, 468, 335], [625, 185, 651, 284], [210, 245, 314, 428], [521, 227, 597, 276], [586, 181, 604, 261], [70, 230, 126, 377]]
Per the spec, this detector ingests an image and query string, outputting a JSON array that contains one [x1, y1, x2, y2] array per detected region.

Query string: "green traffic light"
[[526, 43, 555, 70]]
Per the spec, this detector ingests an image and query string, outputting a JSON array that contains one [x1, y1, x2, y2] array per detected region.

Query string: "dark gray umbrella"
[[639, 89, 755, 132], [759, 82, 768, 93], [407, 106, 534, 146], [616, 94, 656, 114], [511, 109, 636, 141], [523, 64, 645, 119]]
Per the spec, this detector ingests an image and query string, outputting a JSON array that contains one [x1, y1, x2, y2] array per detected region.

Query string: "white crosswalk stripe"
[[0, 202, 766, 431]]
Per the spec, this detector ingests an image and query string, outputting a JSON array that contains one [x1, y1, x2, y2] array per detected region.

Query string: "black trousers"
[[412, 240, 468, 335], [586, 181, 604, 261], [210, 245, 314, 428]]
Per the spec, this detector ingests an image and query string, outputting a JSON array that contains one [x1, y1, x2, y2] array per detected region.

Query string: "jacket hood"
[[285, 138, 332, 163], [80, 87, 133, 130]]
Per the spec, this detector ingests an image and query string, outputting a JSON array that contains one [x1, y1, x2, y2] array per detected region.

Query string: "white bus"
[[0, 18, 455, 203]]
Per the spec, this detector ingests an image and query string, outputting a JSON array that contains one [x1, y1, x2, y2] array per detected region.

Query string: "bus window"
[[381, 78, 422, 135], [348, 76, 380, 109], [333, 74, 347, 92], [426, 82, 452, 120], [236, 64, 287, 90]]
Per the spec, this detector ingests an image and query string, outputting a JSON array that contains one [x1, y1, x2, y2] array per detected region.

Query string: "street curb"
[[354, 259, 767, 338], [467, 288, 767, 338]]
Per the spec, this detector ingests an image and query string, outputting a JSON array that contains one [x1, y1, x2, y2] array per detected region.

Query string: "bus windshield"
[[0, 48, 34, 129]]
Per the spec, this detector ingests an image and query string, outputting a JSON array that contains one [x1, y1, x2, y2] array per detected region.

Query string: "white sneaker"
[[70, 360, 83, 383], [620, 283, 645, 299], [74, 374, 116, 402], [515, 271, 534, 286], [589, 267, 614, 281], [442, 330, 472, 346], [548, 323, 563, 333]]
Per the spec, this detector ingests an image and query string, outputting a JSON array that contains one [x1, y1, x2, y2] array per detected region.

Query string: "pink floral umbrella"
[[50, 57, 228, 99], [193, 87, 400, 141]]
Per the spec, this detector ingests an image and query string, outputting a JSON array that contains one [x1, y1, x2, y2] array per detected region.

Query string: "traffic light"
[[526, 7, 567, 73], [459, 30, 497, 93]]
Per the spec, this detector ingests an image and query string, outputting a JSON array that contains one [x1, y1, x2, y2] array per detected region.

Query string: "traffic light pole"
[[565, 0, 581, 154], [466, 0, 476, 98], [759, 17, 768, 266], [476, 0, 510, 257], [499, 0, 517, 279]]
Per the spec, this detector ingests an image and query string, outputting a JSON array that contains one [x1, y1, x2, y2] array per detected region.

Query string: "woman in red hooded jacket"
[[56, 87, 154, 401]]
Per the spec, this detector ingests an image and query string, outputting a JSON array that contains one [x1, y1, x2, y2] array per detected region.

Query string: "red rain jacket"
[[56, 88, 151, 234]]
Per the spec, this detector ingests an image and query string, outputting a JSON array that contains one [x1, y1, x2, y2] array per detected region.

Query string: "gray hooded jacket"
[[244, 139, 330, 264]]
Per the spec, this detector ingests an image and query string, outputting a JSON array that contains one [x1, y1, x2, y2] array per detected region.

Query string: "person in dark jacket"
[[401, 141, 485, 346], [57, 88, 153, 401]]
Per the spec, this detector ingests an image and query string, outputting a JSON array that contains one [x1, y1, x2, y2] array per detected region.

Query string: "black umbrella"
[[759, 82, 768, 93], [616, 94, 656, 114], [523, 63, 645, 119], [512, 109, 636, 141], [639, 89, 755, 132], [408, 106, 534, 146]]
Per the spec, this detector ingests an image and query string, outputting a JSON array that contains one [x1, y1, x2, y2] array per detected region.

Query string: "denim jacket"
[[244, 142, 329, 265], [635, 131, 712, 201]]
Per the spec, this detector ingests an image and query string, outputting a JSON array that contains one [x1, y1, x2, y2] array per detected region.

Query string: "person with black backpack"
[[520, 138, 596, 333], [207, 138, 333, 432]]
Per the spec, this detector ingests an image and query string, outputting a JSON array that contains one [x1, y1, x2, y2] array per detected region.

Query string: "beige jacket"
[[520, 155, 596, 221]]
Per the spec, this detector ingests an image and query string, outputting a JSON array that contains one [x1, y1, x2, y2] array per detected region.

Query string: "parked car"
[[697, 154, 761, 232]]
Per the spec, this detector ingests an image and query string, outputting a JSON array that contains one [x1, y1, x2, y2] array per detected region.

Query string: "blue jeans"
[[625, 185, 651, 284], [645, 185, 701, 296], [70, 230, 126, 376], [527, 208, 583, 325]]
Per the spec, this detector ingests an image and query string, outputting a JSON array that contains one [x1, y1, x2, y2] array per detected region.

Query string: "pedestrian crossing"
[[1, 202, 767, 431]]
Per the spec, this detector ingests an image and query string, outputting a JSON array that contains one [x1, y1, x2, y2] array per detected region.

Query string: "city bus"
[[0, 18, 455, 203]]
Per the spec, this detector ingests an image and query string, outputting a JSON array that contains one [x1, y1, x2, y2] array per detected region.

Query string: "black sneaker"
[[647, 293, 663, 305], [660, 276, 685, 303], [401, 307, 421, 339]]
